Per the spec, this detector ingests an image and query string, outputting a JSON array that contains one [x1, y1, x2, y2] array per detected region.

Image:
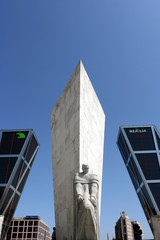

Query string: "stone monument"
[[74, 164, 99, 240], [0, 216, 4, 239], [51, 61, 105, 240]]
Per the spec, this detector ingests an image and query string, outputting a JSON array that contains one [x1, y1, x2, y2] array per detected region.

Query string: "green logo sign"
[[16, 132, 26, 139]]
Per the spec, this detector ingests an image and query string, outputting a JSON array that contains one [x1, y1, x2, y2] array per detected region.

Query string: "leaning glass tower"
[[117, 125, 160, 239], [0, 129, 39, 239]]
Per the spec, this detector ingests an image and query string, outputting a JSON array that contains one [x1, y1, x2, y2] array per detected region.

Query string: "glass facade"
[[0, 129, 39, 239], [117, 125, 160, 231]]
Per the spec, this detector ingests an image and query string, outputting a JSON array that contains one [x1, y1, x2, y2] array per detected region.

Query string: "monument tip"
[[76, 59, 83, 69]]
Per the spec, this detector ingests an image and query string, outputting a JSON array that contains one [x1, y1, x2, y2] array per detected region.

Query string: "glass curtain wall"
[[0, 130, 39, 239], [117, 125, 160, 232]]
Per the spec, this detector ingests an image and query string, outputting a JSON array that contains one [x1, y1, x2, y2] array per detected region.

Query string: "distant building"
[[115, 214, 143, 240], [0, 129, 39, 239], [6, 216, 51, 240], [132, 221, 143, 240], [115, 214, 135, 240], [117, 125, 160, 238]]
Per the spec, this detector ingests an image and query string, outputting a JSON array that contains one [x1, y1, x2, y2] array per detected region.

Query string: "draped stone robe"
[[74, 172, 99, 240]]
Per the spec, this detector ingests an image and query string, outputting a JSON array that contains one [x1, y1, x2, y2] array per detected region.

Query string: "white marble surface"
[[51, 61, 105, 240], [0, 215, 4, 238]]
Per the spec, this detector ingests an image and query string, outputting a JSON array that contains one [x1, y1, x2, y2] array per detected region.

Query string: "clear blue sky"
[[1, 0, 160, 239]]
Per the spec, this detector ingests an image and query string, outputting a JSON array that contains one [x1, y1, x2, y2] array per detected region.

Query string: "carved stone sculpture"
[[74, 164, 99, 240]]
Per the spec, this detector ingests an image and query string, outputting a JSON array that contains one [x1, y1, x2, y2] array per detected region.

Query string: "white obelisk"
[[51, 61, 105, 240]]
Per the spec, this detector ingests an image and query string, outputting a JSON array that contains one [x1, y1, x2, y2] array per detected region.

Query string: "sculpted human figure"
[[74, 164, 99, 240]]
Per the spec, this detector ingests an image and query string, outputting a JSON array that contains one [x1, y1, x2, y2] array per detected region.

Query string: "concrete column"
[[151, 216, 160, 240], [51, 61, 105, 240]]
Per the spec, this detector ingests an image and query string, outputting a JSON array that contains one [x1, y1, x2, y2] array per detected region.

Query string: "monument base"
[[151, 215, 160, 240]]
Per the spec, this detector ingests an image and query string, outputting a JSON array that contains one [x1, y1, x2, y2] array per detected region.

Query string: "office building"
[[0, 129, 39, 239], [115, 214, 143, 240], [115, 214, 135, 240], [6, 216, 51, 240], [117, 125, 160, 239]]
